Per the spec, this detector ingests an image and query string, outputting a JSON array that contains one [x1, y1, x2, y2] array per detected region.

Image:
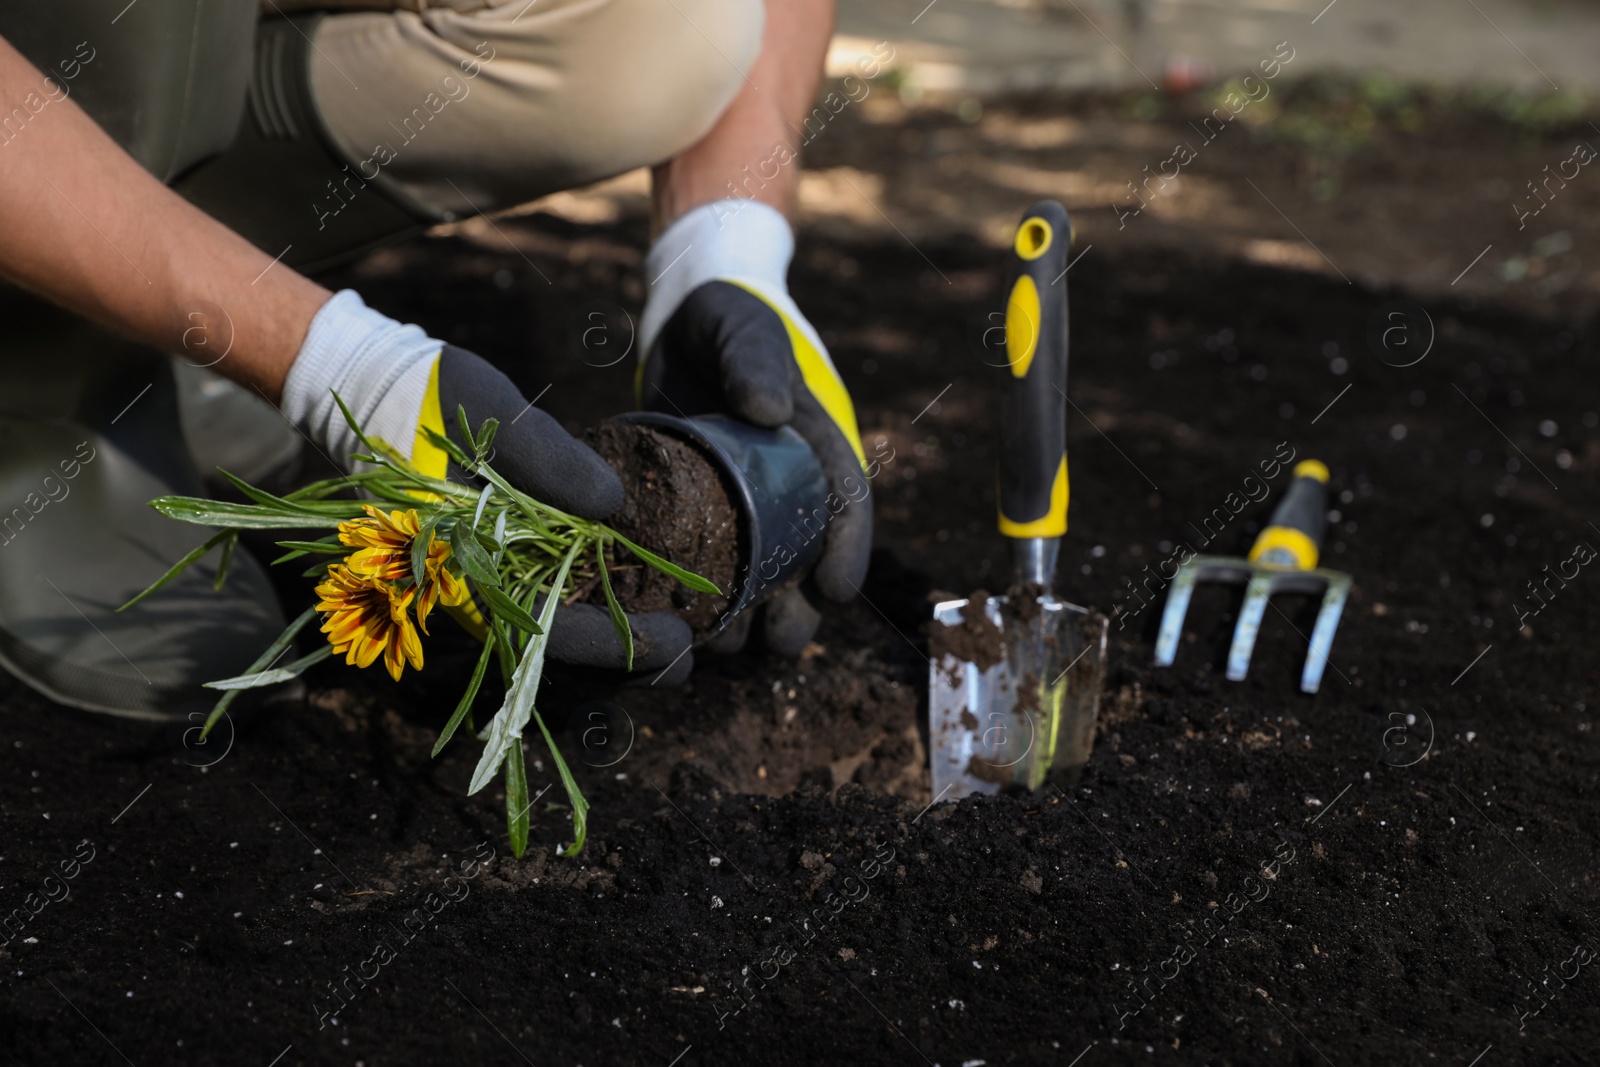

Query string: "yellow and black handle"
[[1248, 459, 1330, 570], [997, 201, 1072, 547]]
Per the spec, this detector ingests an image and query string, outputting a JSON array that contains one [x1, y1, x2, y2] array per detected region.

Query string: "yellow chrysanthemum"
[[315, 564, 425, 682], [336, 505, 468, 633]]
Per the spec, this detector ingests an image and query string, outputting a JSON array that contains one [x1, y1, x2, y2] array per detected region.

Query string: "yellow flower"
[[315, 564, 424, 681], [337, 505, 468, 633], [338, 505, 421, 577], [415, 541, 467, 633]]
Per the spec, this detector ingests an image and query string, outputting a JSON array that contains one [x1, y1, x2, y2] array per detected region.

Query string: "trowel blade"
[[929, 594, 1106, 801]]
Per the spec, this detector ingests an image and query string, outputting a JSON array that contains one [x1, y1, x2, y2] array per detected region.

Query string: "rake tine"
[[1154, 562, 1200, 666], [1300, 573, 1351, 694], [1225, 572, 1275, 681]]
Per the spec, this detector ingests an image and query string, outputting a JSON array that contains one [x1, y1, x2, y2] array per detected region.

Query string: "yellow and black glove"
[[637, 202, 871, 656]]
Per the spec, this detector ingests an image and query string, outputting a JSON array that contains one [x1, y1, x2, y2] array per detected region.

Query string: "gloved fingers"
[[490, 405, 625, 519], [546, 602, 694, 674], [663, 282, 794, 427], [708, 285, 796, 428], [788, 391, 874, 604], [703, 607, 754, 655], [436, 345, 623, 518], [763, 586, 823, 657], [638, 345, 723, 423]]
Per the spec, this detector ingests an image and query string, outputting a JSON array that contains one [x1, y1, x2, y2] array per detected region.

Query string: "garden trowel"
[[928, 202, 1107, 800], [1153, 459, 1349, 693]]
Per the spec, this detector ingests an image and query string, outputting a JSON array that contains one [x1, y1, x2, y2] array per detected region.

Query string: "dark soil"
[[584, 420, 739, 636], [5, 95, 1600, 1067]]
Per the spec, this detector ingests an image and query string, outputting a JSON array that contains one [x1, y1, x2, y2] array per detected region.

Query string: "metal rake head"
[[1152, 459, 1350, 694], [1153, 555, 1350, 693]]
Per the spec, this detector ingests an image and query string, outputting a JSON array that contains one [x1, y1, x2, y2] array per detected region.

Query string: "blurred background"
[[424, 0, 1600, 322]]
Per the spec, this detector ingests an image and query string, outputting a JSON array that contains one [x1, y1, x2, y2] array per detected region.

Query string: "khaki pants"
[[306, 0, 765, 218]]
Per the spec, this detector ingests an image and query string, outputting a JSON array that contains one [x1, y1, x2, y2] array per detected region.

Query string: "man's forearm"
[[651, 0, 836, 230], [0, 35, 328, 402]]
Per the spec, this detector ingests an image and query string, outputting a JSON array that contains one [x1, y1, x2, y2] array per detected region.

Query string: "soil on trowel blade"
[[585, 419, 740, 636], [1008, 581, 1049, 623], [927, 589, 1006, 673]]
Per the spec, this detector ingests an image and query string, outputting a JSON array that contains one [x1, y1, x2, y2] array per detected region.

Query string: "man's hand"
[[286, 290, 695, 682], [637, 201, 871, 655]]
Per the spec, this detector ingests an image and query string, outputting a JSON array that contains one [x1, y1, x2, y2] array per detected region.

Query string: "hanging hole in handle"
[[1014, 218, 1053, 261]]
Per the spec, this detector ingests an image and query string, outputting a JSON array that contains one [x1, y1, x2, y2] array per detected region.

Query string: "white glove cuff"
[[639, 199, 795, 358], [282, 289, 441, 467]]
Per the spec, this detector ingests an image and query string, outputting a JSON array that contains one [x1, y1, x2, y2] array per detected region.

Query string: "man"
[[0, 0, 870, 718]]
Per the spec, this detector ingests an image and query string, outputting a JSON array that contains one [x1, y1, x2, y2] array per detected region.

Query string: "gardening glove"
[[637, 201, 872, 657], [281, 289, 694, 681]]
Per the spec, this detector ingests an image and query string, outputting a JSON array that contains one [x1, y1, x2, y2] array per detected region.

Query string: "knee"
[[596, 0, 764, 164]]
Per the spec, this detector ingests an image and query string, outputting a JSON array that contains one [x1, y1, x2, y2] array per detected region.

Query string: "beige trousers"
[[305, 0, 765, 219]]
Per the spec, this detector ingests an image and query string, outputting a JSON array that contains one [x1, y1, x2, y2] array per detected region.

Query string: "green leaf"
[[609, 530, 721, 595], [432, 637, 495, 758], [198, 607, 319, 736], [597, 541, 633, 672], [365, 481, 443, 508], [411, 514, 441, 588], [451, 519, 500, 587], [215, 468, 338, 518], [212, 533, 238, 592], [473, 528, 504, 555], [151, 497, 345, 530], [119, 529, 233, 611], [455, 404, 477, 454], [532, 706, 589, 858], [490, 618, 517, 688], [331, 391, 411, 469], [468, 540, 580, 796], [274, 539, 347, 556], [471, 483, 494, 533], [423, 425, 475, 471], [504, 741, 530, 859], [491, 509, 509, 565], [476, 417, 500, 457], [477, 581, 545, 637], [282, 471, 383, 501], [462, 451, 584, 528], [204, 645, 333, 690]]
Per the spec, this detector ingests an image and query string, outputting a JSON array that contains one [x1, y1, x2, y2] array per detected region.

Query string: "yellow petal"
[[399, 619, 424, 670], [383, 638, 404, 681], [416, 583, 438, 634], [347, 547, 408, 580], [324, 615, 367, 645], [353, 628, 385, 669]]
